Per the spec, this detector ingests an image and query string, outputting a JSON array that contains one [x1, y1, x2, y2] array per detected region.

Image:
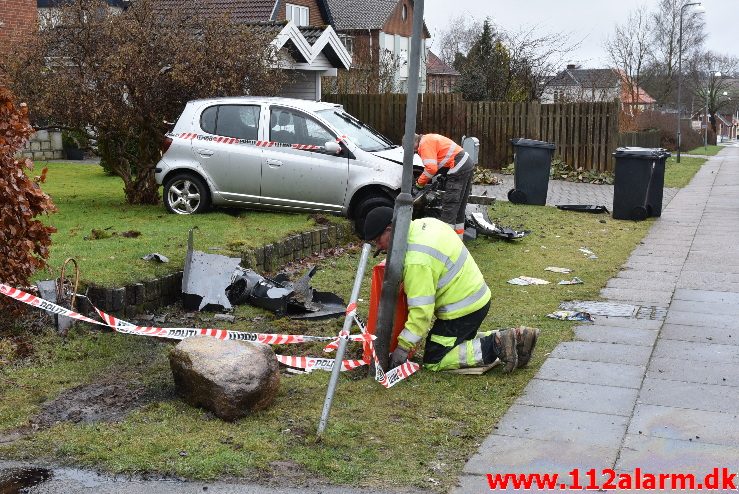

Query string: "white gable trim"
[[271, 21, 352, 71]]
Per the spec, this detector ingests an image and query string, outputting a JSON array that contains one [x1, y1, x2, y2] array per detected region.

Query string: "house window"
[[286, 3, 309, 26], [339, 34, 354, 55], [402, 4, 407, 21]]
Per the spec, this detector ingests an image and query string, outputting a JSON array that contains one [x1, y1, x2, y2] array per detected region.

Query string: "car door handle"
[[197, 148, 214, 157], [266, 159, 282, 167]]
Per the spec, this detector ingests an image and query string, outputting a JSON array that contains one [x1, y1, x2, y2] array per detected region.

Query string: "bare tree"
[[643, 0, 705, 105], [433, 15, 484, 68], [323, 38, 404, 95], [687, 51, 739, 134], [505, 26, 581, 100], [2, 0, 284, 205], [604, 5, 651, 116]]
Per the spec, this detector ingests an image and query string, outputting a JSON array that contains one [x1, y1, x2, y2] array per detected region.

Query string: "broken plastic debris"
[[558, 277, 584, 285], [556, 205, 609, 214], [142, 253, 169, 263], [578, 247, 598, 259], [560, 301, 639, 318], [465, 208, 530, 240], [545, 267, 572, 274], [547, 310, 594, 322], [507, 276, 550, 286]]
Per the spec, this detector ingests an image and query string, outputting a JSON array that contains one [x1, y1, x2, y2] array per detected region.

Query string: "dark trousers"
[[440, 153, 474, 228]]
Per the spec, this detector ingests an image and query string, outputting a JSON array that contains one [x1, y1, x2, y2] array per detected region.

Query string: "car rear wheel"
[[354, 195, 394, 239], [164, 174, 211, 215]]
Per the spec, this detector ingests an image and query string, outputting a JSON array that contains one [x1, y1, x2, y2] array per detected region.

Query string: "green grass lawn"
[[1, 201, 652, 492], [663, 156, 707, 188], [32, 162, 340, 287], [685, 144, 722, 156]]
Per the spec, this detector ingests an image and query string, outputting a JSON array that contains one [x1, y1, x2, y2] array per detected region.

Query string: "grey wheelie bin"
[[612, 147, 670, 221], [508, 138, 556, 206]]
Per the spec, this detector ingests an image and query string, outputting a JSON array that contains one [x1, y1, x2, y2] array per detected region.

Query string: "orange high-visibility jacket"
[[416, 134, 464, 187]]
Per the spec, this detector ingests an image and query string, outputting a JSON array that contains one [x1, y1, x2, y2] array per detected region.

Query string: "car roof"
[[188, 96, 340, 112]]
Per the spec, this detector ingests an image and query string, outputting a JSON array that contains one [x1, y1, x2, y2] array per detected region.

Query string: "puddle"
[[0, 467, 52, 493]]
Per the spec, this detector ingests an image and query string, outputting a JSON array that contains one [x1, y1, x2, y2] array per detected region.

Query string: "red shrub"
[[0, 86, 57, 316]]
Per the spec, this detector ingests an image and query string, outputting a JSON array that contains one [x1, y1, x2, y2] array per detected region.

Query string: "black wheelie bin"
[[508, 138, 556, 206], [612, 147, 670, 221]]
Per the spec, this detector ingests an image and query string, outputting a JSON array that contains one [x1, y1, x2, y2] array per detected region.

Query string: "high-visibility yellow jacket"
[[396, 217, 491, 351], [416, 133, 464, 187]]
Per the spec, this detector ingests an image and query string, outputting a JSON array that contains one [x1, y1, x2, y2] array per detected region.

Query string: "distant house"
[[39, 0, 343, 101], [541, 65, 655, 111], [426, 50, 459, 94], [322, 0, 429, 93], [692, 111, 738, 141]]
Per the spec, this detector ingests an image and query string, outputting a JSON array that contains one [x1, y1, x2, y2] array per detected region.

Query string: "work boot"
[[514, 326, 540, 368], [493, 329, 518, 373]]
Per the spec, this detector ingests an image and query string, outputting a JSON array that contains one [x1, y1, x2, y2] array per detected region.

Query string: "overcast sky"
[[423, 0, 738, 69]]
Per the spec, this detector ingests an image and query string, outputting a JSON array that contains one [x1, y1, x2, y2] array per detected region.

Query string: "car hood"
[[370, 146, 423, 168]]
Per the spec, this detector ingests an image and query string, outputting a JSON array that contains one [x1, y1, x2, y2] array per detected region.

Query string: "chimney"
[[566, 64, 578, 70]]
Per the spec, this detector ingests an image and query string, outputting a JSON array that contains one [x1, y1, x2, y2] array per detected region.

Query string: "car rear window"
[[200, 105, 260, 140]]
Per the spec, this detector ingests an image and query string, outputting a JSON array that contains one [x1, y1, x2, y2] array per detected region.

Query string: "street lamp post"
[[704, 71, 722, 149], [676, 2, 704, 163]]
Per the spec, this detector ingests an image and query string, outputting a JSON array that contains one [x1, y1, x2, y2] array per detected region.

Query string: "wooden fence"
[[322, 93, 621, 171], [617, 130, 661, 149]]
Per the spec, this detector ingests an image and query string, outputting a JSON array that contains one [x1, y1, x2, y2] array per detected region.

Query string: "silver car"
[[155, 97, 420, 227]]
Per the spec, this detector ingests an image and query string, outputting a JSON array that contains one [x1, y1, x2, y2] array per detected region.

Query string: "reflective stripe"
[[430, 334, 457, 347], [455, 223, 465, 231], [438, 145, 457, 168], [438, 284, 489, 314], [408, 243, 453, 270], [422, 158, 437, 165], [437, 247, 468, 289], [472, 338, 483, 365], [458, 344, 467, 367], [399, 328, 422, 345], [422, 170, 434, 179], [407, 294, 435, 307], [447, 152, 469, 174]]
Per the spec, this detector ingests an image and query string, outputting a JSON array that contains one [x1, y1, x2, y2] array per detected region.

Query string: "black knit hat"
[[361, 206, 393, 240]]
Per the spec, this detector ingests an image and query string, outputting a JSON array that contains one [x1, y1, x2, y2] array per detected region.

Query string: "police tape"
[[1, 282, 418, 385], [169, 132, 350, 152], [0, 283, 369, 346]]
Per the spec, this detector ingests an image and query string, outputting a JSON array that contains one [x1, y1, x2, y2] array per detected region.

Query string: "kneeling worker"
[[362, 206, 538, 372]]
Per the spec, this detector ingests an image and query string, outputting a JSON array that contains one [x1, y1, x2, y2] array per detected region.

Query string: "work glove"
[[389, 346, 409, 369]]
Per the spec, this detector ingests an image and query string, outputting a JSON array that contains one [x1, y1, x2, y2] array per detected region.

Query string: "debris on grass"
[[558, 277, 584, 285], [507, 276, 550, 286], [120, 230, 141, 238], [84, 228, 112, 240], [141, 253, 169, 263], [579, 247, 598, 259], [547, 310, 594, 322], [545, 266, 572, 274], [556, 205, 609, 214]]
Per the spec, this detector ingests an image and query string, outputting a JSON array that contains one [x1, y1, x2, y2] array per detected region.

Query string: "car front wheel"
[[354, 194, 394, 238], [163, 174, 211, 215]]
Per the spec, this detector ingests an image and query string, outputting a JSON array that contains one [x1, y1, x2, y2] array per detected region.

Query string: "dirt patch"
[[31, 381, 155, 427]]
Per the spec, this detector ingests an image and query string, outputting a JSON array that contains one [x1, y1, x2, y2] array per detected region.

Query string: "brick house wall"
[[0, 0, 37, 61], [276, 0, 326, 27]]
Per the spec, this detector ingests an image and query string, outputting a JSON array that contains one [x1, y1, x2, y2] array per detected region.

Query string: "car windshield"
[[316, 109, 396, 152]]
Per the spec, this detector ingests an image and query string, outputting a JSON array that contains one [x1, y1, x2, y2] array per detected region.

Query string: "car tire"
[[163, 173, 211, 215], [354, 195, 394, 239]]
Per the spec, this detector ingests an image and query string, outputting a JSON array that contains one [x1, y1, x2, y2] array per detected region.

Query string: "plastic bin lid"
[[613, 147, 671, 158], [510, 138, 555, 149]]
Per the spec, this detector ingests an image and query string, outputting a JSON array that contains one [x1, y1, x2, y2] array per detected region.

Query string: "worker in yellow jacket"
[[414, 133, 474, 239], [362, 206, 539, 372]]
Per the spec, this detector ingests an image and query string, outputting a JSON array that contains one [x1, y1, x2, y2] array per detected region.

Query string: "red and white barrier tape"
[[169, 132, 324, 151], [1, 283, 418, 385]]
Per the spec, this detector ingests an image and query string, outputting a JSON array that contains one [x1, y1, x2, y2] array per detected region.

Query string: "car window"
[[200, 106, 218, 134], [270, 108, 335, 147], [215, 105, 260, 140], [316, 109, 395, 152]]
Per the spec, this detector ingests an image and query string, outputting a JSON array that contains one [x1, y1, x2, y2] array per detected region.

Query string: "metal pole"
[[704, 72, 709, 149], [371, 0, 424, 372], [676, 5, 685, 163], [317, 242, 372, 436]]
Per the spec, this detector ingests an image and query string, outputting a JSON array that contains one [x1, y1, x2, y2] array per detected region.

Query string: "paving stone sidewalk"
[[472, 176, 678, 210], [455, 147, 739, 493]]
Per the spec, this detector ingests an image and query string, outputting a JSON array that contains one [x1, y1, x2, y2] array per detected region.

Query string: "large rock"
[[169, 336, 279, 421]]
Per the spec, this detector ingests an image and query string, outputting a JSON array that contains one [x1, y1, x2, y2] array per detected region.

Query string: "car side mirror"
[[324, 141, 342, 154]]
